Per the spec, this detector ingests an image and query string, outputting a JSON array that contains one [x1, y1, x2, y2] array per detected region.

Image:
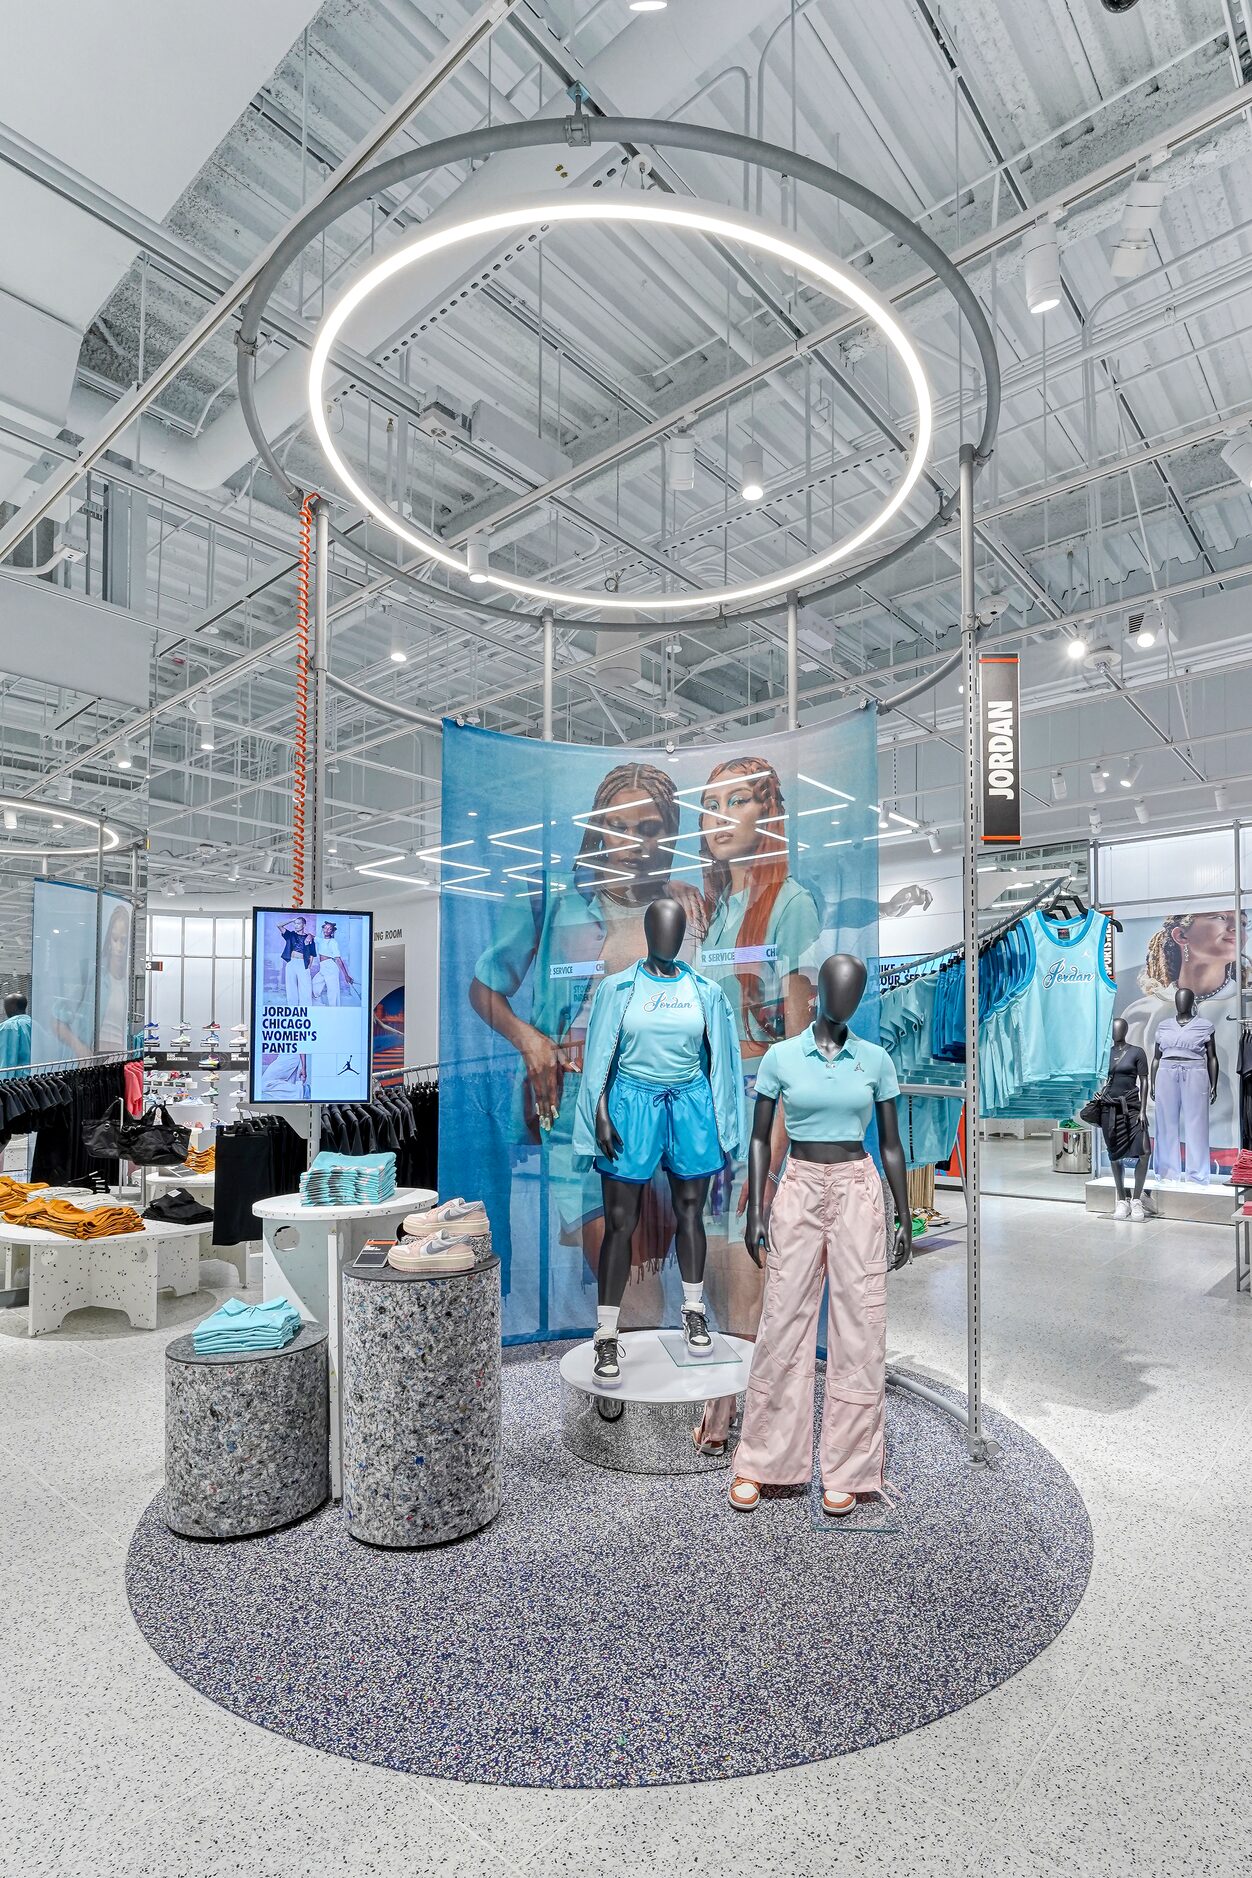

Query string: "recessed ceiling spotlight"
[[1023, 221, 1062, 315], [739, 442, 765, 504]]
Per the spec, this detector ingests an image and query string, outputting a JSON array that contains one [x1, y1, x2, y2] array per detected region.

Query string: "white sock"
[[682, 1282, 704, 1312], [596, 1305, 620, 1341]]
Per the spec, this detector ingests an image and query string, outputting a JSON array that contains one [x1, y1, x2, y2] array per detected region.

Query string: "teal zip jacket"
[[571, 960, 745, 1172]]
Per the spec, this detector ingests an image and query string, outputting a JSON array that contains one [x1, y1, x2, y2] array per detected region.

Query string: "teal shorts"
[[595, 1071, 723, 1184]]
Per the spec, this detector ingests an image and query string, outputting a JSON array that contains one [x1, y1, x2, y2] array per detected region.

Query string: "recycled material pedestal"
[[340, 1248, 501, 1548]]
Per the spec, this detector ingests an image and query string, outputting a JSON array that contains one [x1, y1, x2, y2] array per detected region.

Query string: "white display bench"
[[3, 1217, 206, 1335], [559, 1329, 754, 1474], [256, 1188, 437, 1495], [1084, 1174, 1233, 1225]]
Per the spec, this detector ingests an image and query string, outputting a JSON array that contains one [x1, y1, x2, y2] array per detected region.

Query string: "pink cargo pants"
[[733, 1155, 887, 1495]]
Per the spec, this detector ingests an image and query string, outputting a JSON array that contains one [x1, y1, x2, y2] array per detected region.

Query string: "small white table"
[[141, 1170, 249, 1285], [559, 1330, 754, 1474], [255, 1188, 437, 1495], [5, 1217, 206, 1335]]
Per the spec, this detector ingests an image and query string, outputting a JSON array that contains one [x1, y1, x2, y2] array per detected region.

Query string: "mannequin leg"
[[1132, 1151, 1150, 1199], [666, 1172, 711, 1286], [597, 1176, 646, 1307], [1111, 1161, 1127, 1202]]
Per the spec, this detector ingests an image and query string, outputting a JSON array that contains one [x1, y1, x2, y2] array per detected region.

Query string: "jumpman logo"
[[339, 1056, 357, 1077]]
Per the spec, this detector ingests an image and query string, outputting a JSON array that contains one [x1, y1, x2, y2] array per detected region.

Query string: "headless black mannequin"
[[3, 993, 27, 1018], [594, 898, 712, 1310], [1107, 1015, 1150, 1202], [744, 953, 912, 1271], [1149, 986, 1219, 1105]]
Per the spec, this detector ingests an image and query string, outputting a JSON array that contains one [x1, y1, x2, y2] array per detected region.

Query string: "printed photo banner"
[[438, 712, 883, 1343]]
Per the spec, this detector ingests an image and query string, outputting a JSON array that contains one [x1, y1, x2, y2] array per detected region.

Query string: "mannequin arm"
[[743, 1093, 778, 1267], [1150, 1042, 1161, 1098], [876, 1098, 914, 1270], [1207, 1036, 1219, 1102], [594, 1088, 622, 1160]]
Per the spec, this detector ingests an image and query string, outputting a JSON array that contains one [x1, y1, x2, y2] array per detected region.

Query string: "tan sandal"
[[821, 1489, 857, 1517], [728, 1476, 760, 1511]]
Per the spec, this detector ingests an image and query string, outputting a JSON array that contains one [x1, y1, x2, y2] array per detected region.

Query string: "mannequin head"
[[816, 953, 867, 1026], [3, 992, 27, 1019], [1112, 1017, 1128, 1046], [1175, 986, 1196, 1019], [643, 897, 686, 967]]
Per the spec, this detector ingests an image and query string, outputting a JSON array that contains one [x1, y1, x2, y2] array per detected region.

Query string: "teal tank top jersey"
[[1017, 909, 1116, 1085]]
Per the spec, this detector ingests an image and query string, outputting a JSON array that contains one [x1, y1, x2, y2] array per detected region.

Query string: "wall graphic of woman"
[[693, 757, 821, 1450]]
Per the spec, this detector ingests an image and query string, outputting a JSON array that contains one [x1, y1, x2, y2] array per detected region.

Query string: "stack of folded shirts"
[[4, 1195, 146, 1239], [0, 1175, 49, 1217], [144, 1187, 214, 1226], [299, 1151, 396, 1207], [193, 1295, 302, 1355], [185, 1144, 216, 1174], [1228, 1149, 1252, 1186]]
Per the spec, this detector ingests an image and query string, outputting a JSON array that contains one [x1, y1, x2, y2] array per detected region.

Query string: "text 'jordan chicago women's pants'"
[[734, 1155, 887, 1495]]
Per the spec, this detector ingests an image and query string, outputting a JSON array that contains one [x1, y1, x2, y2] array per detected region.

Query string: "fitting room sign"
[[980, 654, 1021, 844]]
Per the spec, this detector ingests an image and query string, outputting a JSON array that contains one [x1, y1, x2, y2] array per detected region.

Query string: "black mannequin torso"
[[595, 897, 689, 1160]]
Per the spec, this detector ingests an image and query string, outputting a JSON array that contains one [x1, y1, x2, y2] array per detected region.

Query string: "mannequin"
[[731, 954, 911, 1518], [0, 992, 31, 1075], [1150, 986, 1218, 1185], [572, 898, 744, 1382], [1096, 1017, 1150, 1219]]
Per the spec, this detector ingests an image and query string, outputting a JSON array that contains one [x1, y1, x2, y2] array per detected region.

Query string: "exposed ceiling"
[[3, 0, 1252, 941]]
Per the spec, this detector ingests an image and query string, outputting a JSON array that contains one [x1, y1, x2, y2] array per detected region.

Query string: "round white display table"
[[255, 1188, 437, 1496], [559, 1329, 754, 1475], [132, 1170, 248, 1286]]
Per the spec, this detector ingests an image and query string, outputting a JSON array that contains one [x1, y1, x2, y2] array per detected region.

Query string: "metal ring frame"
[[236, 114, 1001, 637]]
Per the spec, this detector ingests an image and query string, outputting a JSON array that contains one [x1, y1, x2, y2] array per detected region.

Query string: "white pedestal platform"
[[1084, 1173, 1234, 1225], [559, 1329, 754, 1474]]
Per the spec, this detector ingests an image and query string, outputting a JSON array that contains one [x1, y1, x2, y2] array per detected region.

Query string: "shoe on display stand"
[[681, 1306, 713, 1354], [1129, 1199, 1146, 1221], [388, 1230, 476, 1274], [592, 1335, 623, 1384], [1113, 1199, 1130, 1220]]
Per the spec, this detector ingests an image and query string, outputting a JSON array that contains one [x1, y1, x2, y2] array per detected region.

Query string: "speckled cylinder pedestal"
[[341, 1248, 501, 1548], [164, 1324, 329, 1539]]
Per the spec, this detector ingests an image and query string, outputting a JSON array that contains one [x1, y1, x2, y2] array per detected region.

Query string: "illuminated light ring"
[[0, 799, 120, 859], [307, 195, 933, 616]]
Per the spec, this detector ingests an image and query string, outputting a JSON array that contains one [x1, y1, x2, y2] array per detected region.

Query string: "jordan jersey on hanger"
[[1017, 909, 1116, 1087]]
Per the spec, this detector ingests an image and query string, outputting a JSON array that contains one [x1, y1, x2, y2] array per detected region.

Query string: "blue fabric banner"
[[438, 714, 880, 1343]]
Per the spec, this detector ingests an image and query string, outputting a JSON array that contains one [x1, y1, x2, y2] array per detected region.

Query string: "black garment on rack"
[[1239, 1028, 1252, 1151], [213, 1115, 305, 1244], [0, 1060, 131, 1186], [317, 1084, 435, 1188]]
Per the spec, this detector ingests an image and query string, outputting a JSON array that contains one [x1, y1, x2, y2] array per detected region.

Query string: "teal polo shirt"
[[755, 1025, 899, 1142]]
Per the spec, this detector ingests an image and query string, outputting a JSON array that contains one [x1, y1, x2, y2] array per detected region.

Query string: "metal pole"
[[307, 498, 329, 1169], [786, 591, 799, 732], [542, 609, 555, 742], [1236, 820, 1246, 1026], [959, 442, 994, 1465], [92, 817, 104, 1056]]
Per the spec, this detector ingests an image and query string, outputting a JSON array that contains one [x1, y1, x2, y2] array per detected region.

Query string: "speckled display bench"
[[340, 1249, 501, 1547], [164, 1324, 329, 1539], [127, 1362, 1092, 1787]]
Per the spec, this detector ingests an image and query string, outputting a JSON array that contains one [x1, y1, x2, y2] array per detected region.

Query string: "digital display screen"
[[249, 908, 372, 1104]]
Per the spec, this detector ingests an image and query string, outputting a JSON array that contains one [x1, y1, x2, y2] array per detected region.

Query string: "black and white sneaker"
[[592, 1335, 623, 1384], [682, 1307, 713, 1356]]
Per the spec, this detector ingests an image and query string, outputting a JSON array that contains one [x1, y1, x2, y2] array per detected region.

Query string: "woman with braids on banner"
[[691, 755, 822, 1454], [469, 760, 704, 1322]]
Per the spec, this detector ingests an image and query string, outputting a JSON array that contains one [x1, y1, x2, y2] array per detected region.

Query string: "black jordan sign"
[[980, 654, 1021, 845]]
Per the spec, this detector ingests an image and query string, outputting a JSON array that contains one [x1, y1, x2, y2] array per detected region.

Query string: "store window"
[[146, 914, 252, 1034]]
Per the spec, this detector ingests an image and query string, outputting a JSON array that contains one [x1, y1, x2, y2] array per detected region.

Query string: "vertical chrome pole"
[[1236, 821, 1246, 1026], [93, 817, 105, 1055], [786, 591, 799, 732], [542, 609, 555, 742], [959, 442, 990, 1463], [308, 498, 329, 1167]]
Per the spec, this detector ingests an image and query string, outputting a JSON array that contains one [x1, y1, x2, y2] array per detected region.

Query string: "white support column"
[[542, 609, 555, 742], [786, 591, 799, 732]]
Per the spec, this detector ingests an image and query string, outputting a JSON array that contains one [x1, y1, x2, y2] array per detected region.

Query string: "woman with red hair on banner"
[[693, 755, 821, 1453]]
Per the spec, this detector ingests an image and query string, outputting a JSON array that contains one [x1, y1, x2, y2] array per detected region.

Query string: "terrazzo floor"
[[2, 1198, 1249, 1876]]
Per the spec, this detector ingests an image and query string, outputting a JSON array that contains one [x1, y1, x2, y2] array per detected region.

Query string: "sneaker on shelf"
[[1129, 1198, 1146, 1222], [388, 1230, 475, 1274], [592, 1334, 623, 1384], [399, 1199, 488, 1240], [1113, 1199, 1130, 1220], [681, 1306, 713, 1355], [200, 1056, 220, 1069]]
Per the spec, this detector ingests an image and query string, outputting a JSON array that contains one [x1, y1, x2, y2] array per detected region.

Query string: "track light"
[[227, 863, 240, 884], [263, 853, 277, 876], [56, 777, 72, 803], [2, 810, 16, 832], [1134, 798, 1149, 824], [1089, 810, 1102, 835], [388, 621, 407, 664], [666, 431, 695, 491], [115, 738, 133, 771], [1215, 784, 1230, 812], [1220, 428, 1252, 487], [629, 0, 667, 10], [1023, 221, 1062, 315], [198, 700, 215, 752], [739, 443, 765, 504], [1127, 610, 1156, 649], [1119, 756, 1141, 789], [926, 827, 941, 855], [1065, 635, 1087, 661], [1051, 769, 1067, 801], [1111, 174, 1165, 280], [1090, 762, 1107, 796], [466, 535, 490, 584]]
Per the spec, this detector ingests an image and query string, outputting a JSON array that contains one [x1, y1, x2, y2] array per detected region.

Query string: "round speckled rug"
[[126, 1355, 1091, 1787]]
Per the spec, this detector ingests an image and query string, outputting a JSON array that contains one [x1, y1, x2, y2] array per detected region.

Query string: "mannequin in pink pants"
[[730, 953, 912, 1516]]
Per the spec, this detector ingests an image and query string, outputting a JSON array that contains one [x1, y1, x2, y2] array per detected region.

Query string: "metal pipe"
[[542, 610, 555, 742], [785, 592, 799, 732], [886, 1368, 971, 1434], [322, 670, 443, 729]]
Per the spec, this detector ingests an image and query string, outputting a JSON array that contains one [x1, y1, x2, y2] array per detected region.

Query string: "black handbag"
[[82, 1098, 138, 1160], [127, 1102, 192, 1167], [1078, 1089, 1108, 1126]]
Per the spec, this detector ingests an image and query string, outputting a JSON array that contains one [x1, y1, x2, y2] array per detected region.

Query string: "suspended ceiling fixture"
[[307, 194, 934, 616], [0, 800, 120, 858]]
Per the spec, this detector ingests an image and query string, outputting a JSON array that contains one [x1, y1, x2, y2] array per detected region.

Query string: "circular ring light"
[[308, 195, 933, 614], [0, 798, 120, 858]]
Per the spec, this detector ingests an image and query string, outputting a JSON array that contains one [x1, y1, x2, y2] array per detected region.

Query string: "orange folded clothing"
[[0, 1175, 49, 1217], [5, 1197, 146, 1239], [184, 1147, 215, 1174]]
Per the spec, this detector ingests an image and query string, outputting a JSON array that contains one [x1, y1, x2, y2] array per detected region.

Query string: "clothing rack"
[[18, 1051, 133, 1075], [883, 874, 1074, 989]]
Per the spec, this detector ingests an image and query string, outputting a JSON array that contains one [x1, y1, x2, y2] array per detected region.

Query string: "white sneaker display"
[[1113, 1199, 1130, 1220], [1129, 1199, 1146, 1221]]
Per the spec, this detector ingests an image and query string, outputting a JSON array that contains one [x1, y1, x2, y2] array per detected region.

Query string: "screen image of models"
[[249, 908, 373, 1103]]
